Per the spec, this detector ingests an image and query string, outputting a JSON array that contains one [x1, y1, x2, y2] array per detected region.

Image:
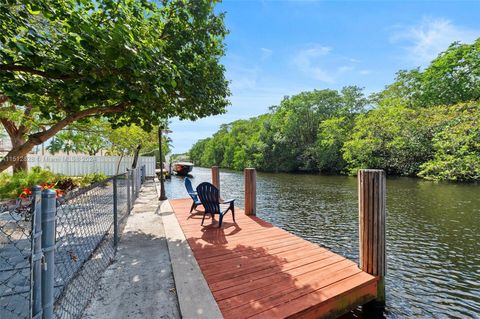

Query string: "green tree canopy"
[[0, 0, 229, 172], [264, 86, 368, 171], [189, 87, 369, 172], [373, 39, 480, 108], [418, 102, 480, 181], [47, 130, 83, 155], [343, 105, 434, 176], [106, 124, 162, 157]]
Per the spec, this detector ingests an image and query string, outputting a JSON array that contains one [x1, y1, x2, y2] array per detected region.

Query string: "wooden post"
[[358, 169, 386, 306], [211, 166, 220, 191], [244, 168, 256, 216]]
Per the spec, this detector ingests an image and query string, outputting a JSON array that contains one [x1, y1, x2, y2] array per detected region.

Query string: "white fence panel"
[[26, 155, 156, 177]]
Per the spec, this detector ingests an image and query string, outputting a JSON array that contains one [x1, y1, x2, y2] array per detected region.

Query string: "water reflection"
[[164, 167, 480, 318]]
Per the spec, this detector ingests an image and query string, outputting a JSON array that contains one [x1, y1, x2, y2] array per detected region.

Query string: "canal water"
[[164, 167, 480, 318]]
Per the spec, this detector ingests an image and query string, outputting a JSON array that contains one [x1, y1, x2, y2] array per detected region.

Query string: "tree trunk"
[[131, 144, 142, 169], [115, 153, 124, 175], [11, 135, 28, 172], [0, 117, 29, 173], [0, 138, 36, 173]]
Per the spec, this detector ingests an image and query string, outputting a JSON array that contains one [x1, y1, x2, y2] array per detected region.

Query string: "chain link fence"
[[0, 200, 32, 319], [0, 166, 146, 319]]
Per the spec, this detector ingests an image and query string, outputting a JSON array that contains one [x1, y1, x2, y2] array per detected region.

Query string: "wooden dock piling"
[[358, 169, 386, 305], [244, 168, 256, 216], [211, 166, 220, 191]]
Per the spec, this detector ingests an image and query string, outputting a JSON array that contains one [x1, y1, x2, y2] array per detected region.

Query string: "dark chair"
[[196, 182, 235, 227], [184, 177, 201, 213]]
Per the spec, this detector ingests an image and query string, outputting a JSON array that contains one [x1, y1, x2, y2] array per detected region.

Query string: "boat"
[[172, 162, 193, 176]]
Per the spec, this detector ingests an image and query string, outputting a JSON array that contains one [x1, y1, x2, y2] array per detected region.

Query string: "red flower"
[[41, 183, 56, 190], [19, 187, 32, 199], [18, 182, 65, 200]]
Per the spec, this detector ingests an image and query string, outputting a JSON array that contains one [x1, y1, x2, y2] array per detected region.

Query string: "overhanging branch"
[[28, 103, 128, 144], [0, 102, 129, 172]]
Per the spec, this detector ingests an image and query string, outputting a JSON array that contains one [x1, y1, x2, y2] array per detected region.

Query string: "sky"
[[169, 0, 480, 154]]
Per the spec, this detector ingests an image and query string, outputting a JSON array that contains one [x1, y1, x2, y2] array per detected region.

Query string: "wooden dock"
[[169, 198, 378, 319]]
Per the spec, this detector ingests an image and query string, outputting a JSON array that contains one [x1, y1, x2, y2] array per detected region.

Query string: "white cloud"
[[226, 65, 259, 91], [292, 45, 335, 82], [260, 48, 273, 60], [309, 68, 335, 83], [293, 45, 332, 68], [338, 66, 354, 73], [391, 17, 479, 66], [292, 45, 367, 82]]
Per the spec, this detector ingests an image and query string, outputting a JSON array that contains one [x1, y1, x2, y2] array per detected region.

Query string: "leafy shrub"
[[343, 102, 480, 181], [0, 168, 109, 200], [418, 103, 480, 181], [0, 166, 60, 200], [78, 172, 108, 187], [55, 177, 80, 192], [343, 106, 433, 176]]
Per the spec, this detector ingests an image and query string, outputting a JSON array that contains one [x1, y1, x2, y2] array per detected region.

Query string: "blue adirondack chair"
[[196, 182, 235, 227], [184, 177, 201, 213]]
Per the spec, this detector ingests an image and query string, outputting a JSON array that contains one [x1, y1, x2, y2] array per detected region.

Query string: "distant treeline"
[[189, 39, 480, 181]]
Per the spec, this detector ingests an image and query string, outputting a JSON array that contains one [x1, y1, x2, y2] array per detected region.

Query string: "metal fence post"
[[41, 189, 56, 319], [134, 168, 137, 198], [137, 167, 141, 196], [126, 170, 131, 212], [135, 168, 138, 197], [133, 168, 136, 199], [131, 169, 136, 201], [31, 185, 43, 319], [113, 176, 118, 247], [139, 166, 142, 185]]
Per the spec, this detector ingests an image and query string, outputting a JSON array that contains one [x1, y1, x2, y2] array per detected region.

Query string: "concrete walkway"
[[82, 180, 180, 319]]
